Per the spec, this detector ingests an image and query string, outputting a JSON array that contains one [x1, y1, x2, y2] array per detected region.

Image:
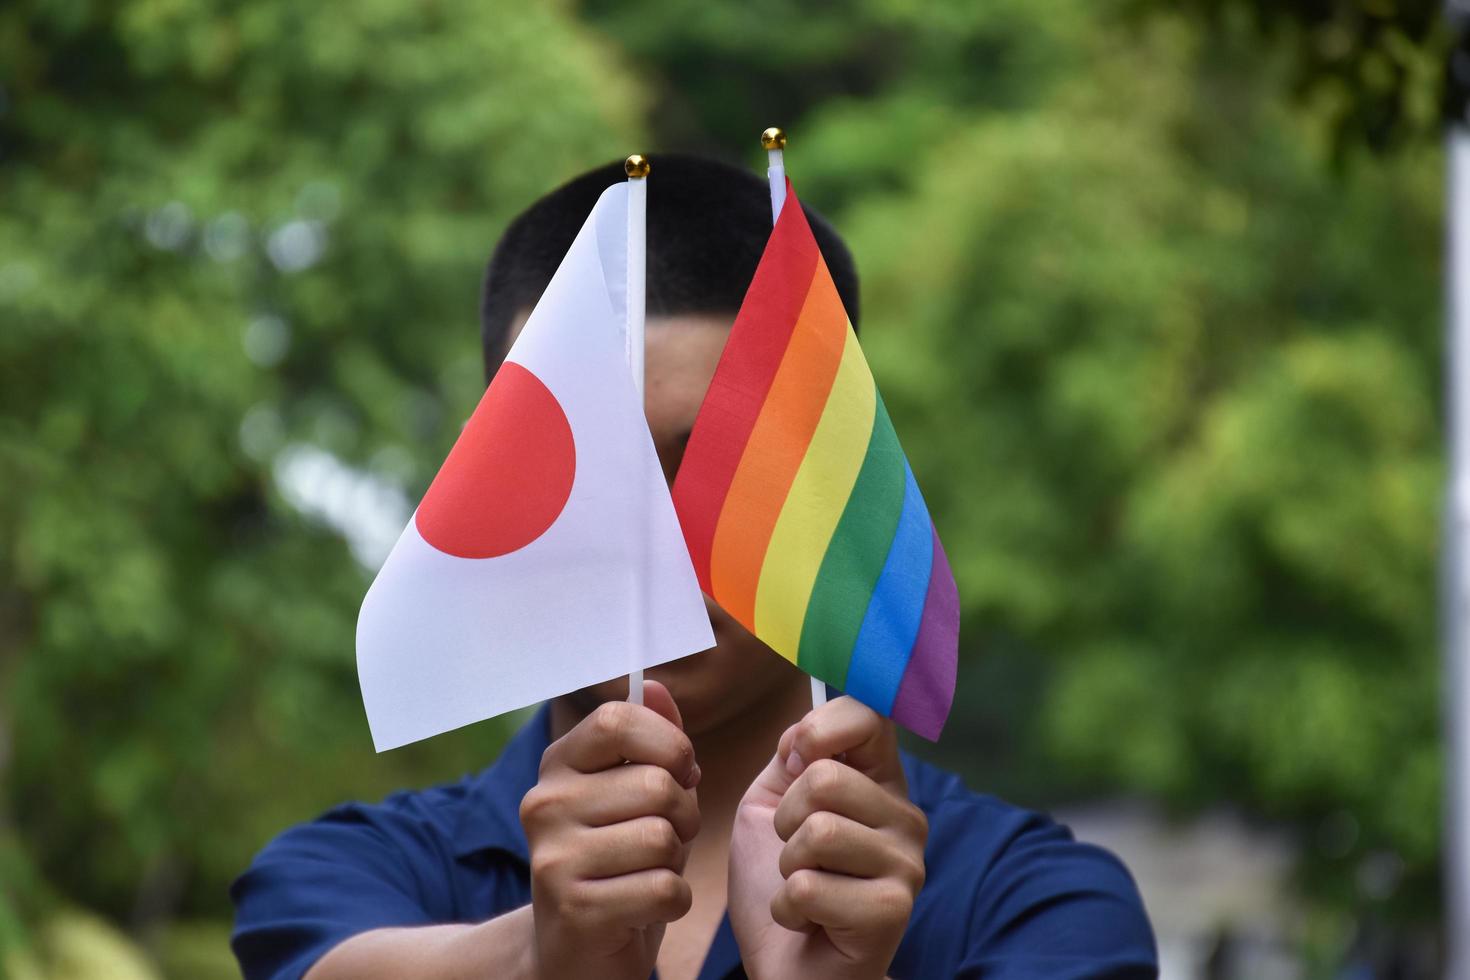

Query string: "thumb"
[[740, 722, 802, 809], [638, 678, 685, 732]]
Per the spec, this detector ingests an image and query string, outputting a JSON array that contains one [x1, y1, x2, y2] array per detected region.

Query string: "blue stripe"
[[844, 463, 935, 715]]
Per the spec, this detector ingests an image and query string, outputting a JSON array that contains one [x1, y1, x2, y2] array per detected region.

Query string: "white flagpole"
[[1440, 120, 1464, 980], [625, 153, 649, 707], [761, 126, 827, 713], [1448, 30, 1470, 980], [1448, 122, 1470, 977], [1448, 7, 1470, 975], [763, 128, 787, 224]]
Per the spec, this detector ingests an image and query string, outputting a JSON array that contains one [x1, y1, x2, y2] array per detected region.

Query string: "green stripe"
[[796, 391, 908, 687]]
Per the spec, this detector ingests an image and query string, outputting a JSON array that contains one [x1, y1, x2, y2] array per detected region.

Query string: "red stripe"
[[672, 182, 819, 593], [708, 263, 845, 625]]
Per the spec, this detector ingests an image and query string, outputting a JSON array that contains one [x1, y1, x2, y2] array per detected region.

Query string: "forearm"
[[304, 904, 535, 980]]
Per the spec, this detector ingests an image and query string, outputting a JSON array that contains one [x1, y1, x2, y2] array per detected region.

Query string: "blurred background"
[[0, 0, 1454, 977]]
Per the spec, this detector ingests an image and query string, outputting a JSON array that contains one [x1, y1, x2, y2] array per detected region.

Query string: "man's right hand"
[[519, 680, 701, 980]]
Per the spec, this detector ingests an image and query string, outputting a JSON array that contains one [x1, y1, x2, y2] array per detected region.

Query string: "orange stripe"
[[708, 261, 849, 626]]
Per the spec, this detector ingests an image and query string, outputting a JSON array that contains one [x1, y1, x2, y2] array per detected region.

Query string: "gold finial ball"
[[760, 127, 787, 150], [624, 154, 651, 179]]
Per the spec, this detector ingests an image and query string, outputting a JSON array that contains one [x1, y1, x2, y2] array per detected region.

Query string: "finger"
[[740, 722, 804, 806], [561, 764, 700, 842], [564, 869, 693, 931], [639, 679, 683, 731], [770, 869, 914, 936], [531, 817, 682, 884], [772, 758, 918, 842], [544, 699, 699, 788], [569, 816, 687, 879], [778, 811, 922, 889], [785, 696, 903, 787]]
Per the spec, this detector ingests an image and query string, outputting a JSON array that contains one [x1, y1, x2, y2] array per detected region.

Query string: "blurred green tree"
[[584, 0, 1445, 925], [849, 22, 1442, 918], [1124, 0, 1445, 152], [0, 0, 641, 948]]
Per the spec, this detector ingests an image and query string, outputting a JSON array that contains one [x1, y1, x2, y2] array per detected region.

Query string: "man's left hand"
[[728, 696, 928, 980]]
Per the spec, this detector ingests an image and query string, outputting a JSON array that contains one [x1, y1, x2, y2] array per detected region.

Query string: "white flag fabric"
[[357, 183, 715, 751]]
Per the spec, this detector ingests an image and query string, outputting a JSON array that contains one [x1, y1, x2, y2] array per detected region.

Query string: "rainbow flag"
[[671, 180, 958, 739]]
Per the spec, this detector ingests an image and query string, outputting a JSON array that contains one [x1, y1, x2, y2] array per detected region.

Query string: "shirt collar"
[[450, 703, 553, 862]]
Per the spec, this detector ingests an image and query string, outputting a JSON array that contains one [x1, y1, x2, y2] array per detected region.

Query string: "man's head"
[[480, 154, 861, 737], [481, 154, 858, 379]]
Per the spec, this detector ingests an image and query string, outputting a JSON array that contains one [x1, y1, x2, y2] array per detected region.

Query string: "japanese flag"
[[357, 183, 715, 751]]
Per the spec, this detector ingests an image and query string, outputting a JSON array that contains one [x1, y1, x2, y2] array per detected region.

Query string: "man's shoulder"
[[314, 777, 477, 842], [900, 749, 1058, 860], [253, 706, 544, 876], [900, 750, 1137, 881], [243, 775, 476, 886], [896, 751, 1157, 975]]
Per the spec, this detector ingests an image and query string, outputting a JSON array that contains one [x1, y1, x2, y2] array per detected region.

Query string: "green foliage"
[[586, 2, 1444, 919], [1120, 0, 1445, 153], [1, 0, 639, 930], [0, 0, 1448, 969], [845, 20, 1443, 913], [3, 911, 159, 980]]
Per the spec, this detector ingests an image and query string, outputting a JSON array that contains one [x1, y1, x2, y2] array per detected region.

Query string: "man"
[[231, 155, 1157, 980]]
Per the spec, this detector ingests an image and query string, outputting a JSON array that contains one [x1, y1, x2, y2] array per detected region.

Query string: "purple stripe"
[[890, 524, 959, 740]]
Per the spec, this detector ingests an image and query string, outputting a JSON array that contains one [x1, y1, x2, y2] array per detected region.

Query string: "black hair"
[[480, 153, 860, 380]]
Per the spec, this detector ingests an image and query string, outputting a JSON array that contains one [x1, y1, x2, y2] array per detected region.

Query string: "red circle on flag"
[[415, 362, 576, 559]]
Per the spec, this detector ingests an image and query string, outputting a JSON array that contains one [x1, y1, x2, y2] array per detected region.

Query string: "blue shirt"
[[232, 706, 1157, 979]]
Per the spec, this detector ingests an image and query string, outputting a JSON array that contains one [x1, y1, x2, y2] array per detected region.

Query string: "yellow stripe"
[[752, 327, 876, 663]]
